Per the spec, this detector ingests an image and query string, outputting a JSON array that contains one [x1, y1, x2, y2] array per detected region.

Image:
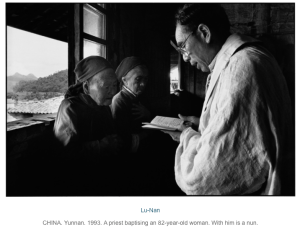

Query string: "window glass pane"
[[7, 26, 67, 123], [84, 39, 106, 58], [170, 49, 179, 93], [83, 4, 106, 39], [170, 66, 179, 92]]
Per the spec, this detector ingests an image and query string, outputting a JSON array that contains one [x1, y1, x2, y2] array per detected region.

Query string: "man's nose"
[[182, 53, 190, 62]]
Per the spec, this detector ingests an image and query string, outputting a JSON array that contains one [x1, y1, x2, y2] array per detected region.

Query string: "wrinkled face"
[[88, 68, 118, 106], [175, 24, 210, 72], [123, 65, 149, 95]]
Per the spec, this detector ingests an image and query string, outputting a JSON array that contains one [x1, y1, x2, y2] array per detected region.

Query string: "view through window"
[[170, 49, 179, 93], [7, 26, 68, 123], [170, 66, 179, 92]]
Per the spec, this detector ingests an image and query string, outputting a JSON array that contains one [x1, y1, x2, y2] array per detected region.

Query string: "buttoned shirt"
[[175, 34, 293, 195]]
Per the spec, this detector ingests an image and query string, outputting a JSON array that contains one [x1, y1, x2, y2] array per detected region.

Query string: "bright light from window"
[[7, 26, 68, 123], [84, 39, 106, 58], [7, 26, 67, 78], [170, 66, 179, 92], [170, 66, 179, 81]]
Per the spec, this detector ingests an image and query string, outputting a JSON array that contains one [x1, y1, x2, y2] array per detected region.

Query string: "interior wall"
[[108, 3, 174, 116]]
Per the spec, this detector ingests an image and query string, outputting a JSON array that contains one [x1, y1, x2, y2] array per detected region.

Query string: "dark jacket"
[[110, 87, 151, 151], [54, 93, 115, 157], [53, 93, 120, 195]]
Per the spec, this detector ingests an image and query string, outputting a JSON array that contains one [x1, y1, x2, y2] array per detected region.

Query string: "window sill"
[[7, 113, 57, 160], [7, 113, 57, 131]]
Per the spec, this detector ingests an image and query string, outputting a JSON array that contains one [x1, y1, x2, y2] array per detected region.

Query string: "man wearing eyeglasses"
[[164, 3, 293, 195]]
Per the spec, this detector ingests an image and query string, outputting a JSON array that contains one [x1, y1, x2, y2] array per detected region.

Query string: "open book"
[[142, 116, 183, 131]]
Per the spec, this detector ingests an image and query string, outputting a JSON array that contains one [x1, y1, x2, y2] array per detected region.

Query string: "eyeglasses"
[[170, 31, 194, 55]]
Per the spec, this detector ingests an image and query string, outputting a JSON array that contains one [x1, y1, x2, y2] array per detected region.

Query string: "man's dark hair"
[[175, 3, 230, 41]]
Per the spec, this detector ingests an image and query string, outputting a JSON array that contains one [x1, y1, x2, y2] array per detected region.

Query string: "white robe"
[[175, 34, 293, 195]]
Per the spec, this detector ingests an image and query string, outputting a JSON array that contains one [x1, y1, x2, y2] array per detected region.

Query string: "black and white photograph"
[[3, 1, 298, 228]]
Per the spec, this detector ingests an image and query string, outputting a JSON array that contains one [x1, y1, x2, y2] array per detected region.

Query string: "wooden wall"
[[107, 3, 175, 116]]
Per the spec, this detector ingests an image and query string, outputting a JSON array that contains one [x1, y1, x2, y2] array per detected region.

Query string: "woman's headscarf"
[[115, 56, 146, 89], [65, 56, 112, 98]]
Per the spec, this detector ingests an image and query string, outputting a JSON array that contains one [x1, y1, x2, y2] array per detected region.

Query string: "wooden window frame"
[[68, 3, 108, 86]]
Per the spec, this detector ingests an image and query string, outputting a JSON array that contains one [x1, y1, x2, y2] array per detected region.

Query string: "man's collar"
[[202, 34, 261, 114], [215, 34, 260, 65], [208, 34, 259, 73]]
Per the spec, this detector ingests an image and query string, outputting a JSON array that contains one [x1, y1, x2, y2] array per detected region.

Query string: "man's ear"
[[197, 24, 211, 43], [83, 81, 89, 94], [122, 77, 127, 85]]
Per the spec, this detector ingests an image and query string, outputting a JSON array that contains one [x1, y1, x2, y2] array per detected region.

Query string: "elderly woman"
[[54, 56, 121, 154], [54, 56, 122, 195], [111, 56, 152, 153], [111, 57, 182, 195]]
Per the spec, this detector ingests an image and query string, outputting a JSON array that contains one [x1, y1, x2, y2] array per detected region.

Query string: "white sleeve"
[[175, 54, 271, 195]]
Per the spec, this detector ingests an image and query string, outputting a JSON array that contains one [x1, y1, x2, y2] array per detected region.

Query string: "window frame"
[[83, 3, 108, 58], [69, 3, 108, 86], [6, 3, 109, 130]]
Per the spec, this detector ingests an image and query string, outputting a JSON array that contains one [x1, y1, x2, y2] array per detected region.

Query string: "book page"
[[151, 116, 183, 129], [142, 124, 177, 131]]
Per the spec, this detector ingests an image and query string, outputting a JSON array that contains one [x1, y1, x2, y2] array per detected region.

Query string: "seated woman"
[[111, 56, 151, 153], [53, 56, 122, 195], [111, 57, 183, 195], [111, 57, 158, 194]]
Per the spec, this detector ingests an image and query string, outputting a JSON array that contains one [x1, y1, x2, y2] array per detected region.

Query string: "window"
[[7, 26, 67, 123], [83, 4, 107, 58], [6, 3, 107, 125], [170, 66, 179, 93], [170, 49, 180, 93]]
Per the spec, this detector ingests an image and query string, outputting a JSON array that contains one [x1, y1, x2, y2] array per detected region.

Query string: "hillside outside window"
[[6, 26, 67, 123]]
